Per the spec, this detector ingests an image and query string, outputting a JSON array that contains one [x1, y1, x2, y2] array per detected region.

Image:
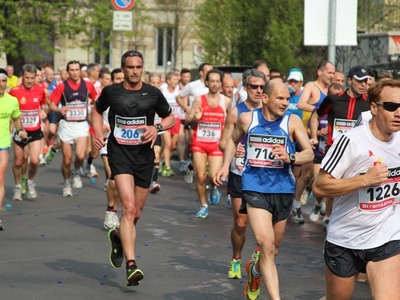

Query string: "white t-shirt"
[[160, 85, 183, 119], [179, 79, 208, 107], [322, 121, 400, 249]]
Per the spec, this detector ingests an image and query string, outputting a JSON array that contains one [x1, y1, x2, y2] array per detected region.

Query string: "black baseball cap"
[[347, 65, 371, 81]]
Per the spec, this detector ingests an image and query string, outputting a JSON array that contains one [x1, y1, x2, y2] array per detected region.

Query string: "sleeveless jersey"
[[322, 121, 400, 249], [192, 94, 226, 144], [62, 80, 89, 122], [230, 101, 251, 176], [160, 86, 184, 119], [302, 82, 326, 127], [242, 109, 296, 193], [288, 92, 303, 119]]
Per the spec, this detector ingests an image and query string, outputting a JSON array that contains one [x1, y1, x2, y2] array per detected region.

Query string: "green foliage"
[[195, 0, 327, 79], [0, 0, 150, 68]]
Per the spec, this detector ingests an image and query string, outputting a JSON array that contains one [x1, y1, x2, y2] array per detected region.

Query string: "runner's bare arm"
[[176, 94, 190, 114], [298, 82, 317, 112], [219, 106, 238, 152], [185, 97, 202, 126], [290, 114, 314, 165]]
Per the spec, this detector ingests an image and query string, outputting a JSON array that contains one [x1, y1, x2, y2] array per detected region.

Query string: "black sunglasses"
[[247, 84, 264, 90], [375, 102, 400, 112], [121, 50, 143, 65]]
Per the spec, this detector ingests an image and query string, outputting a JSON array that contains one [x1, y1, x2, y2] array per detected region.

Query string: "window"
[[156, 27, 175, 68]]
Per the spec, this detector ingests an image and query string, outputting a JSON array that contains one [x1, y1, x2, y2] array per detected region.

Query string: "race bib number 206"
[[114, 115, 146, 145]]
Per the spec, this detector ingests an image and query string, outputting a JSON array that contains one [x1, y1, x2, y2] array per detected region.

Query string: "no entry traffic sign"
[[111, 0, 135, 11]]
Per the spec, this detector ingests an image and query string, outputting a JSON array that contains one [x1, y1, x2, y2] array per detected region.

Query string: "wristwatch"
[[154, 124, 163, 133], [289, 154, 296, 164]]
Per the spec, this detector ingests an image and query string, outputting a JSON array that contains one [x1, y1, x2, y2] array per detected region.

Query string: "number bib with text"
[[196, 122, 221, 143], [114, 115, 146, 145], [332, 119, 356, 140], [171, 104, 183, 119], [358, 168, 400, 211], [246, 134, 286, 168], [66, 102, 87, 121], [21, 109, 40, 129]]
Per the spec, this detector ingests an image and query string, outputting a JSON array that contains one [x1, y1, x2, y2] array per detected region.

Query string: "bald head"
[[264, 80, 288, 97], [222, 76, 235, 98], [257, 65, 270, 82]]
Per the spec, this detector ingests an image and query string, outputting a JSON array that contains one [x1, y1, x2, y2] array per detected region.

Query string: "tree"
[[195, 0, 327, 78], [0, 0, 89, 71]]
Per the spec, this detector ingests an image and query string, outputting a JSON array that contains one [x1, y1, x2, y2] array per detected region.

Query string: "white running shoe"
[[27, 182, 37, 199], [104, 211, 117, 230], [72, 175, 82, 189], [63, 184, 73, 197], [13, 187, 22, 201], [112, 213, 120, 229], [89, 164, 98, 178], [39, 155, 46, 166], [80, 160, 90, 176]]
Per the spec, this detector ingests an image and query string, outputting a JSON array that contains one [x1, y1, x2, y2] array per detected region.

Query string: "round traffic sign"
[[111, 0, 135, 11]]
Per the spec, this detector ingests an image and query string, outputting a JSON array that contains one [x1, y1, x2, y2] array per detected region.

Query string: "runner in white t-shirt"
[[313, 79, 400, 300]]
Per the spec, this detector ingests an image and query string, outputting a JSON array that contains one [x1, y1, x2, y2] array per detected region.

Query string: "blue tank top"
[[230, 102, 251, 175], [288, 92, 303, 119], [242, 109, 296, 194], [315, 83, 326, 107]]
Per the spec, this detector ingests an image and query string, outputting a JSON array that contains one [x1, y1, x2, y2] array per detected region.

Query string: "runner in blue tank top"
[[214, 81, 314, 300]]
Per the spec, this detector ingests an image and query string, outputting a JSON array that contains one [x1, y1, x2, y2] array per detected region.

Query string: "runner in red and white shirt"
[[48, 61, 97, 197], [186, 69, 231, 218], [10, 64, 47, 201]]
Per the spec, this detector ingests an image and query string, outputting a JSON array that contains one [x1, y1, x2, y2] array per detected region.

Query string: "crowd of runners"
[[1, 54, 400, 300]]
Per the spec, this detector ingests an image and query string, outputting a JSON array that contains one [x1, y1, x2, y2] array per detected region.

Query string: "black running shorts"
[[13, 129, 43, 148], [227, 171, 243, 199], [324, 240, 400, 277], [240, 192, 293, 223], [109, 160, 153, 189]]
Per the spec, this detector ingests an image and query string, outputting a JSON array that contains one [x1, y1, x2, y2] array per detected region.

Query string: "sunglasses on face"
[[247, 84, 264, 90], [375, 102, 400, 112]]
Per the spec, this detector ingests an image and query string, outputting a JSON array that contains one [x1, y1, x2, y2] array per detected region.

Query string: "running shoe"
[[149, 181, 161, 194], [161, 166, 174, 178], [323, 216, 330, 231], [0, 219, 3, 230], [108, 229, 123, 268], [300, 188, 311, 206], [309, 202, 321, 222], [126, 265, 144, 286], [209, 187, 222, 205], [39, 155, 46, 166], [252, 247, 260, 263], [104, 179, 109, 192], [320, 200, 327, 216], [26, 182, 37, 199], [226, 194, 232, 207], [13, 187, 22, 201], [195, 206, 208, 218], [293, 207, 305, 224], [89, 164, 98, 178], [80, 160, 90, 176], [104, 211, 117, 230], [112, 213, 120, 229], [228, 258, 242, 279], [178, 161, 188, 172], [72, 174, 82, 189], [63, 184, 73, 197], [44, 146, 56, 164], [244, 260, 261, 300], [158, 161, 164, 174], [184, 164, 194, 184], [20, 178, 27, 195]]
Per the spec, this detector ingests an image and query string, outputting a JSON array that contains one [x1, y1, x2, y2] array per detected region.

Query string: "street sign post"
[[111, 0, 135, 11], [113, 11, 133, 31]]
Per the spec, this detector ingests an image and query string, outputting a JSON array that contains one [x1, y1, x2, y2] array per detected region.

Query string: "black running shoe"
[[107, 229, 123, 268], [126, 266, 144, 286]]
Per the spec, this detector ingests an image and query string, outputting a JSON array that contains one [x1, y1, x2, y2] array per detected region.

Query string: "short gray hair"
[[242, 68, 266, 86], [21, 64, 37, 75]]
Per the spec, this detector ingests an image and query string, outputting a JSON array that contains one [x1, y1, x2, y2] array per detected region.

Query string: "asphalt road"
[[0, 152, 372, 300]]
